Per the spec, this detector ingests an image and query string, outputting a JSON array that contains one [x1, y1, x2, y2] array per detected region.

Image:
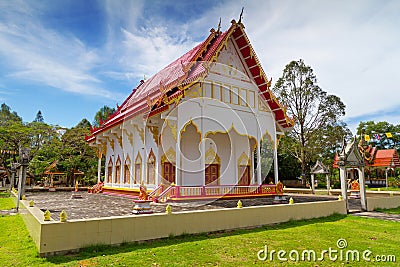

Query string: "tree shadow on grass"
[[45, 213, 347, 265]]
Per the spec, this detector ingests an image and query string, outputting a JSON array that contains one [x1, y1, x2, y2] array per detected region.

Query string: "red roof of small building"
[[86, 21, 294, 142], [373, 149, 400, 167], [333, 148, 400, 168]]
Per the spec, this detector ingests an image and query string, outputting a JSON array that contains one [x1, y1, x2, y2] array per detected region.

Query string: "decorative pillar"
[[17, 148, 30, 211], [311, 174, 315, 194], [358, 167, 367, 211], [273, 137, 279, 184], [10, 162, 18, 191], [97, 147, 102, 184], [201, 137, 205, 186], [142, 122, 146, 184], [326, 174, 331, 195], [176, 129, 181, 186], [385, 168, 389, 189], [257, 140, 261, 185], [339, 166, 348, 211]]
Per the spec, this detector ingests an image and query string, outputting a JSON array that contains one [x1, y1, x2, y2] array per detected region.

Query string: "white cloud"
[[119, 27, 198, 78], [209, 0, 400, 131], [0, 1, 121, 100]]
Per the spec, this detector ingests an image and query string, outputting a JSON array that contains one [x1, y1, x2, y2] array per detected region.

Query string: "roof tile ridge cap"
[[204, 26, 234, 62]]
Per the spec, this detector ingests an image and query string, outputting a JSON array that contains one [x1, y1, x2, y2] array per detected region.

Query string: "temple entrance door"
[[238, 165, 250, 185], [163, 162, 176, 184], [205, 164, 219, 185]]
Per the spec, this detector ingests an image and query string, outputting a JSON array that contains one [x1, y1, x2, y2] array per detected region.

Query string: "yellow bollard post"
[[44, 210, 51, 221], [165, 204, 172, 214], [60, 210, 67, 222]]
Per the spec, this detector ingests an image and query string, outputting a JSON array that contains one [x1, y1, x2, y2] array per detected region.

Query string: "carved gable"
[[210, 38, 251, 82]]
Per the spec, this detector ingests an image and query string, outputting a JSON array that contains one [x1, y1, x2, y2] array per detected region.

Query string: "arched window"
[[107, 157, 113, 183], [124, 156, 131, 184], [115, 156, 121, 184], [147, 149, 156, 185], [134, 152, 142, 184]]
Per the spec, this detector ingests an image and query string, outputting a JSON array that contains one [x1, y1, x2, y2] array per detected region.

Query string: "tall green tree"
[[0, 103, 22, 125], [357, 121, 400, 150], [273, 59, 347, 182], [93, 105, 115, 127], [58, 121, 97, 186], [33, 110, 44, 123]]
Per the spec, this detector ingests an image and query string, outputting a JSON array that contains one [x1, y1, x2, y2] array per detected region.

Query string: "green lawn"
[[0, 197, 399, 266], [0, 196, 15, 210]]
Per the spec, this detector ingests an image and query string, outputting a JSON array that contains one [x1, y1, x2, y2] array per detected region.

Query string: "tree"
[[59, 125, 97, 186], [93, 105, 115, 128], [76, 118, 92, 129], [356, 121, 400, 150], [0, 103, 22, 125], [33, 110, 44, 123], [273, 59, 347, 183]]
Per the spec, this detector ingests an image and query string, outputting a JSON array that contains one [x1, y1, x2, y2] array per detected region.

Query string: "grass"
[[0, 197, 15, 210], [0, 197, 399, 266]]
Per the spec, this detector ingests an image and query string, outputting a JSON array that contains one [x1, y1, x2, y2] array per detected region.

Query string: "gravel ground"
[[24, 191, 339, 221]]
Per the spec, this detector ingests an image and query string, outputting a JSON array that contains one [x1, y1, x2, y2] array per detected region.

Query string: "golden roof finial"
[[217, 17, 221, 33], [238, 7, 244, 24]]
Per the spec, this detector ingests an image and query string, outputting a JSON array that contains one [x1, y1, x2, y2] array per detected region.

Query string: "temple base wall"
[[13, 193, 346, 256]]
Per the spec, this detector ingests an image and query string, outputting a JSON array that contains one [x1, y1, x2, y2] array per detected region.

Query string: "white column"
[[358, 167, 367, 211], [257, 141, 262, 185], [339, 166, 348, 211], [385, 168, 389, 189], [273, 136, 279, 184], [201, 137, 205, 186], [326, 174, 331, 195], [176, 128, 181, 186], [311, 174, 315, 194], [142, 122, 146, 184], [97, 147, 102, 183]]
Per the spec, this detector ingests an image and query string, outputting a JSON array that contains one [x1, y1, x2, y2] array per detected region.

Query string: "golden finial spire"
[[238, 7, 244, 24], [217, 17, 221, 33]]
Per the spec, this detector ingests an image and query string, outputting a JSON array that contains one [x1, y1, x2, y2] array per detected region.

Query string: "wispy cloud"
[[214, 0, 400, 130], [102, 0, 200, 82], [0, 1, 121, 100]]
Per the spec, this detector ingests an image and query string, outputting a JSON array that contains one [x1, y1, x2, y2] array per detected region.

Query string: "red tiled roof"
[[86, 21, 293, 142], [333, 148, 400, 168], [372, 149, 400, 167]]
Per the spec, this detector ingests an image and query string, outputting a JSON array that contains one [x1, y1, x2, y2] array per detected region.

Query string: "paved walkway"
[[351, 211, 400, 222], [23, 191, 337, 220]]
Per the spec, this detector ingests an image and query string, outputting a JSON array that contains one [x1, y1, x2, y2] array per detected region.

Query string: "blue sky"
[[0, 0, 399, 133]]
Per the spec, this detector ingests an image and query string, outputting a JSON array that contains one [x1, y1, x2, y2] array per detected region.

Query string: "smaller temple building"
[[333, 141, 400, 187]]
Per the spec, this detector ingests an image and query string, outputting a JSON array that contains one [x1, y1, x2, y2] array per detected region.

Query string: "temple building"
[[86, 20, 293, 197], [333, 141, 400, 187]]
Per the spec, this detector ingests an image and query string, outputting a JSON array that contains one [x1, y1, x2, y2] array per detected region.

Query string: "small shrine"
[[310, 160, 330, 194], [333, 140, 400, 187], [336, 137, 367, 211]]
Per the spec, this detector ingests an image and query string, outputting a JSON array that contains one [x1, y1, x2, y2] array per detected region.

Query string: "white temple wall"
[[159, 121, 177, 184], [180, 123, 202, 186], [121, 124, 134, 188], [132, 119, 145, 186]]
